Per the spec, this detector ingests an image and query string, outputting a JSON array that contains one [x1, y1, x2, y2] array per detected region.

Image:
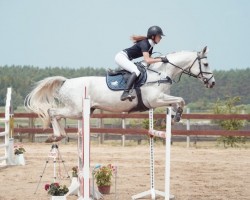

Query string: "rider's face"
[[154, 34, 162, 44]]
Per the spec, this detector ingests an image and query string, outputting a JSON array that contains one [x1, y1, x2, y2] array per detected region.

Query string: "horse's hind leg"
[[50, 118, 66, 137], [48, 107, 82, 137]]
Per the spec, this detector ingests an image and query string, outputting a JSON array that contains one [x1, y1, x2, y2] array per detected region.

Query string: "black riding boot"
[[120, 72, 137, 101]]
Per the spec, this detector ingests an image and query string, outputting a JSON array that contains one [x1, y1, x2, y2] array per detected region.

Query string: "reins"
[[147, 52, 214, 84]]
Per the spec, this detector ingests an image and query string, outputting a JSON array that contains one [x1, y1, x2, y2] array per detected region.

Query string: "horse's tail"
[[25, 76, 67, 129]]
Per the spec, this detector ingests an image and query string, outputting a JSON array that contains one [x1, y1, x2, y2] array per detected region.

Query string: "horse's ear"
[[202, 46, 208, 55]]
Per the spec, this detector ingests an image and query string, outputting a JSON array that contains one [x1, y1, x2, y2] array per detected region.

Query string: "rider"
[[115, 25, 169, 101]]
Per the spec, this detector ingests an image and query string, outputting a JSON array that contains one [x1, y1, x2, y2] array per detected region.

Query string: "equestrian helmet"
[[147, 26, 165, 38]]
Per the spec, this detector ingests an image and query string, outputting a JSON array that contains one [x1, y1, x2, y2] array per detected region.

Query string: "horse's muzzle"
[[207, 81, 215, 88], [202, 76, 215, 88]]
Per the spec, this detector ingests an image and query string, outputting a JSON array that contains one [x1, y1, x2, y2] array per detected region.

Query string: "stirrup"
[[127, 94, 136, 102], [120, 91, 135, 101]]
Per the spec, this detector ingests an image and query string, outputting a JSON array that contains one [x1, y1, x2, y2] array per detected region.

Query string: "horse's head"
[[189, 46, 215, 88], [149, 46, 215, 88]]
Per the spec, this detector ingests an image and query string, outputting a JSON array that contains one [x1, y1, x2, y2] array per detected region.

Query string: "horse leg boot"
[[120, 72, 137, 101], [173, 107, 183, 122]]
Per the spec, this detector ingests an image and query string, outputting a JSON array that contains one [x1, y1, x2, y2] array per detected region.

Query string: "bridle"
[[167, 52, 214, 84]]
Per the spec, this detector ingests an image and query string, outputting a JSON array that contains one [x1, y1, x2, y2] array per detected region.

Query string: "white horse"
[[25, 46, 215, 137]]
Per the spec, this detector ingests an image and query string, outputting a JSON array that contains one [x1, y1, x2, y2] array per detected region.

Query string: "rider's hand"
[[161, 57, 169, 63]]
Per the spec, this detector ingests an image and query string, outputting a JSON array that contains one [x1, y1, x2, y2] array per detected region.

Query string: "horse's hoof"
[[174, 107, 183, 122], [45, 135, 66, 143]]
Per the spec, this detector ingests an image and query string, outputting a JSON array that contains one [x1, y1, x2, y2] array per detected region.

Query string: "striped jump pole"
[[70, 89, 102, 200], [132, 107, 174, 200], [78, 88, 91, 200]]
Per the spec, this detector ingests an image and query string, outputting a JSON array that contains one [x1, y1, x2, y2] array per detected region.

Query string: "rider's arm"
[[143, 52, 162, 64]]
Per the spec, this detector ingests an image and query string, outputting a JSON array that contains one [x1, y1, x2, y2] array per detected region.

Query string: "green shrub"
[[213, 96, 246, 148]]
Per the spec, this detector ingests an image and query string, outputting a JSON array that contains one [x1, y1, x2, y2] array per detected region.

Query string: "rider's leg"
[[120, 72, 137, 101], [115, 51, 140, 101]]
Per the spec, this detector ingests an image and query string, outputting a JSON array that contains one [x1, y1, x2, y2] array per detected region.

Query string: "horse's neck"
[[164, 51, 196, 78]]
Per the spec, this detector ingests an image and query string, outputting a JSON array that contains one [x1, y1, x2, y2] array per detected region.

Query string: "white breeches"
[[115, 51, 141, 77]]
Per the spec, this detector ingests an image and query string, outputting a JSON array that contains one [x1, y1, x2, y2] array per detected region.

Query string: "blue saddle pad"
[[106, 63, 147, 91]]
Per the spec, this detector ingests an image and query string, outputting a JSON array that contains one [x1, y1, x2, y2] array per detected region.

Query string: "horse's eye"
[[204, 63, 208, 67]]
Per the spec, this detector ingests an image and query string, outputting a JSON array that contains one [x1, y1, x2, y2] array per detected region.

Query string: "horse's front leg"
[[150, 93, 185, 122]]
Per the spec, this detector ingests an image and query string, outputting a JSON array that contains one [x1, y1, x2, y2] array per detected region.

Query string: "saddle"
[[105, 61, 172, 112], [106, 62, 147, 91]]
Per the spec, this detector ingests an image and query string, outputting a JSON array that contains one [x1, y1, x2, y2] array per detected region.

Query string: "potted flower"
[[14, 144, 26, 155], [45, 182, 69, 200], [94, 164, 114, 194], [14, 144, 26, 165]]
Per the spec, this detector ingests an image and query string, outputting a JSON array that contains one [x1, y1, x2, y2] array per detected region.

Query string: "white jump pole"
[[165, 107, 171, 200], [0, 87, 15, 166], [65, 87, 102, 200], [132, 107, 174, 200]]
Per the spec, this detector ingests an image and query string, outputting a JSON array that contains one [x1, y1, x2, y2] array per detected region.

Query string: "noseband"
[[168, 52, 214, 84]]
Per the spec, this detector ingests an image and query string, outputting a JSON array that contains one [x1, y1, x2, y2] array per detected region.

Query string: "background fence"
[[0, 112, 249, 142]]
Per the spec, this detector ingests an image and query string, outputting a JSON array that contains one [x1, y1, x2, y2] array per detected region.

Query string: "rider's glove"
[[161, 57, 169, 63]]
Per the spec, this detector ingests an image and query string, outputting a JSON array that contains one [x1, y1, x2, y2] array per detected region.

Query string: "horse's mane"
[[167, 50, 196, 56]]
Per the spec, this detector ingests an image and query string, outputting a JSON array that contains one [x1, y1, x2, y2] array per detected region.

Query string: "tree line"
[[0, 65, 249, 109]]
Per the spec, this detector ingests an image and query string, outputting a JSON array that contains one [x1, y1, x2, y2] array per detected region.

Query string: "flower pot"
[[98, 185, 111, 194], [50, 196, 66, 200], [15, 153, 25, 165]]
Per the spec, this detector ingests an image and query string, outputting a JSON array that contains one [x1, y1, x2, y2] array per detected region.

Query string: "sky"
[[0, 0, 249, 71]]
